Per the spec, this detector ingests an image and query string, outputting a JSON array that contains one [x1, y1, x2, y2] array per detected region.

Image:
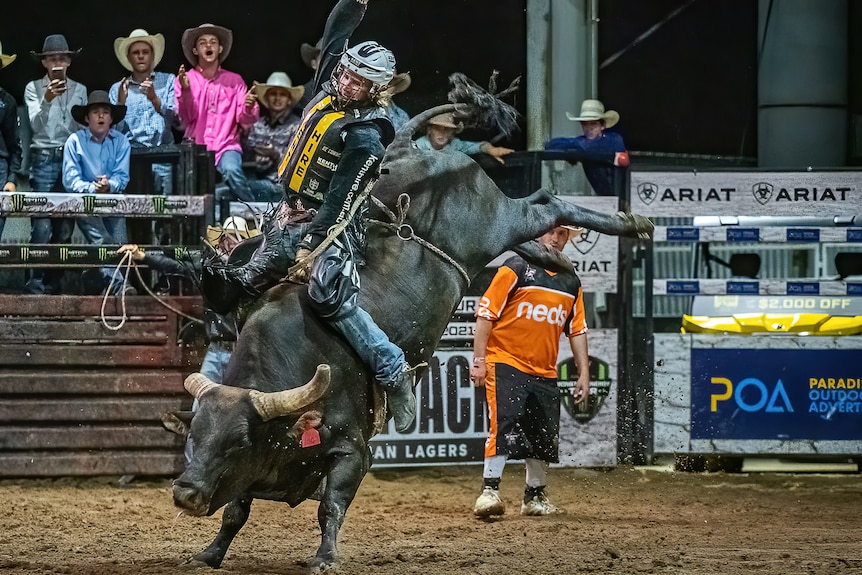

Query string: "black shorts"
[[483, 362, 561, 463]]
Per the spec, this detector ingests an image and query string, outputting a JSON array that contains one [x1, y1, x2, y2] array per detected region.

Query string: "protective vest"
[[277, 92, 390, 206]]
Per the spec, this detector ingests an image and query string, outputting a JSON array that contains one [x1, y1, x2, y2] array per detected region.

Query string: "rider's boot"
[[382, 363, 418, 432]]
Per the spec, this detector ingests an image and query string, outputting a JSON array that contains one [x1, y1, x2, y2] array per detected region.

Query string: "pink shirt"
[[175, 67, 259, 164]]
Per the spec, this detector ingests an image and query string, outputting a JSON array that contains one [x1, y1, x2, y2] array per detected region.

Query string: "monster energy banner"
[[0, 245, 202, 265], [630, 170, 862, 218], [370, 329, 618, 468], [0, 192, 207, 216]]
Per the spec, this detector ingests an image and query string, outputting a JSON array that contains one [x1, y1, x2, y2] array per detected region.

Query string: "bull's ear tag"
[[301, 428, 321, 448]]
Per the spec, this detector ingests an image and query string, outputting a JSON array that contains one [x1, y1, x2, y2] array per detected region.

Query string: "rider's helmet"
[[331, 40, 396, 103]]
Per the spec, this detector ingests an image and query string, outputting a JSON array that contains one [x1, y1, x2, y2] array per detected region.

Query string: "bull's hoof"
[[179, 557, 213, 570], [309, 558, 338, 574], [186, 551, 222, 569], [161, 411, 190, 436], [617, 211, 655, 241]]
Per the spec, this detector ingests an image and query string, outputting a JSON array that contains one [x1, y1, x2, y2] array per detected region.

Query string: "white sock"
[[525, 458, 548, 488], [483, 455, 507, 479]]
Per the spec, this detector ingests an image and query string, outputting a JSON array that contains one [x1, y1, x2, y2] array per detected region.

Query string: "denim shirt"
[[110, 71, 179, 147], [62, 127, 131, 194]]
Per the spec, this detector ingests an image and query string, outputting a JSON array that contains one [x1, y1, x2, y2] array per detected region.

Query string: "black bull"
[[172, 104, 654, 571]]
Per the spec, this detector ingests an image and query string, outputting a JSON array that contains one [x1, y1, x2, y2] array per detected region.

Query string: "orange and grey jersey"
[[476, 255, 586, 379]]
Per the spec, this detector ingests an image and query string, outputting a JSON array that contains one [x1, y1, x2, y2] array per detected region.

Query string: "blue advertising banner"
[[691, 349, 862, 440]]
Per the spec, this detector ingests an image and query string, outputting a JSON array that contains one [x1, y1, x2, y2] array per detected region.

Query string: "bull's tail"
[[387, 71, 522, 159]]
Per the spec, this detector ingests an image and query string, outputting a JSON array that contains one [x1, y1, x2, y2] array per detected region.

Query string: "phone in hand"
[[49, 66, 66, 84]]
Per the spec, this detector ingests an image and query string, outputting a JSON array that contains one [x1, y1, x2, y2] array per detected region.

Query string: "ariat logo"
[[752, 182, 773, 205], [571, 229, 599, 255], [637, 182, 658, 205]]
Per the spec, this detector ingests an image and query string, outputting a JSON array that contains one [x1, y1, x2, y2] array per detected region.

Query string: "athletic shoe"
[[520, 492, 566, 516], [473, 486, 505, 517]]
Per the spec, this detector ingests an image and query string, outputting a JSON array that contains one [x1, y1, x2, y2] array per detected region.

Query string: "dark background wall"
[[2, 0, 858, 161], [2, 0, 529, 146]]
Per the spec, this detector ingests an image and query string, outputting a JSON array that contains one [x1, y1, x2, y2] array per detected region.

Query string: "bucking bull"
[[171, 102, 654, 572]]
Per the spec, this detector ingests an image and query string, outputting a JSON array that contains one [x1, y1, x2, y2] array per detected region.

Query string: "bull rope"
[[100, 252, 204, 331], [369, 194, 471, 287], [285, 174, 379, 280], [100, 251, 134, 331]]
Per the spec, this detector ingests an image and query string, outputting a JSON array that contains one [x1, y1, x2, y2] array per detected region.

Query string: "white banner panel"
[[631, 171, 862, 218], [0, 192, 206, 216], [370, 329, 618, 468]]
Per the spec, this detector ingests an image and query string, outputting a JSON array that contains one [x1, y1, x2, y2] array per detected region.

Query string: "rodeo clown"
[[206, 0, 418, 432]]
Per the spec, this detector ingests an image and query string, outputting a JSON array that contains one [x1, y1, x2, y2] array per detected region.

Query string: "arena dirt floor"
[[1, 463, 860, 575]]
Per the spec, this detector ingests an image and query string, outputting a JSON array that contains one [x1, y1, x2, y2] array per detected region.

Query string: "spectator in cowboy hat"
[[241, 71, 304, 202], [23, 34, 88, 294], [295, 39, 322, 112], [176, 23, 259, 209], [110, 28, 180, 196], [63, 90, 133, 296], [544, 98, 630, 196], [0, 39, 23, 241], [414, 111, 514, 164], [381, 71, 411, 132]]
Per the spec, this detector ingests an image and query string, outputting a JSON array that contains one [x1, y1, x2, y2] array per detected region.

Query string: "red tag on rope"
[[301, 428, 321, 448]]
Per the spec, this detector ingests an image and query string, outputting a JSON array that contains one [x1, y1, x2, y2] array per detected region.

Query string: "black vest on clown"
[[277, 91, 393, 208]]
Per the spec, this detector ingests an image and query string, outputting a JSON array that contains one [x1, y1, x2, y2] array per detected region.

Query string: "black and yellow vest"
[[277, 91, 391, 207]]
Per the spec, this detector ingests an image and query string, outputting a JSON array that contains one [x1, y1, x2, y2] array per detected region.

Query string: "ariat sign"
[[630, 171, 861, 217]]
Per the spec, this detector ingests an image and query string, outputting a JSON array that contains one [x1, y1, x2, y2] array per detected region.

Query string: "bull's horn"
[[185, 372, 219, 398], [249, 364, 331, 422]]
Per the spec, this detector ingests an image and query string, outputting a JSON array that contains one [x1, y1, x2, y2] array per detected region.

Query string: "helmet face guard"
[[330, 41, 395, 103]]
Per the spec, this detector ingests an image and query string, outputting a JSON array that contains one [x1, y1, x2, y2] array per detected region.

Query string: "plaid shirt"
[[110, 71, 179, 147], [242, 111, 301, 181]]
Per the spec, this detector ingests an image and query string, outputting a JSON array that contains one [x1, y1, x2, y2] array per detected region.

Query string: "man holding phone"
[[23, 34, 87, 294], [110, 29, 179, 196]]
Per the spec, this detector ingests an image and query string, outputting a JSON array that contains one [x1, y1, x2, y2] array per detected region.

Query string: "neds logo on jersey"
[[516, 302, 567, 326]]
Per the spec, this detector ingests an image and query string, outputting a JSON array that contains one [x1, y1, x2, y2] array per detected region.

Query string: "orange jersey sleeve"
[[476, 256, 585, 378]]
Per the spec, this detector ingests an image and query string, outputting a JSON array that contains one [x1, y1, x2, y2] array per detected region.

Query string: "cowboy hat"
[[565, 99, 619, 129], [0, 40, 16, 70], [254, 72, 305, 108], [426, 112, 463, 132], [181, 23, 232, 65], [383, 72, 411, 97], [300, 39, 321, 69], [205, 216, 260, 247], [30, 34, 82, 59], [71, 90, 126, 126], [114, 29, 165, 72], [560, 225, 585, 242]]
